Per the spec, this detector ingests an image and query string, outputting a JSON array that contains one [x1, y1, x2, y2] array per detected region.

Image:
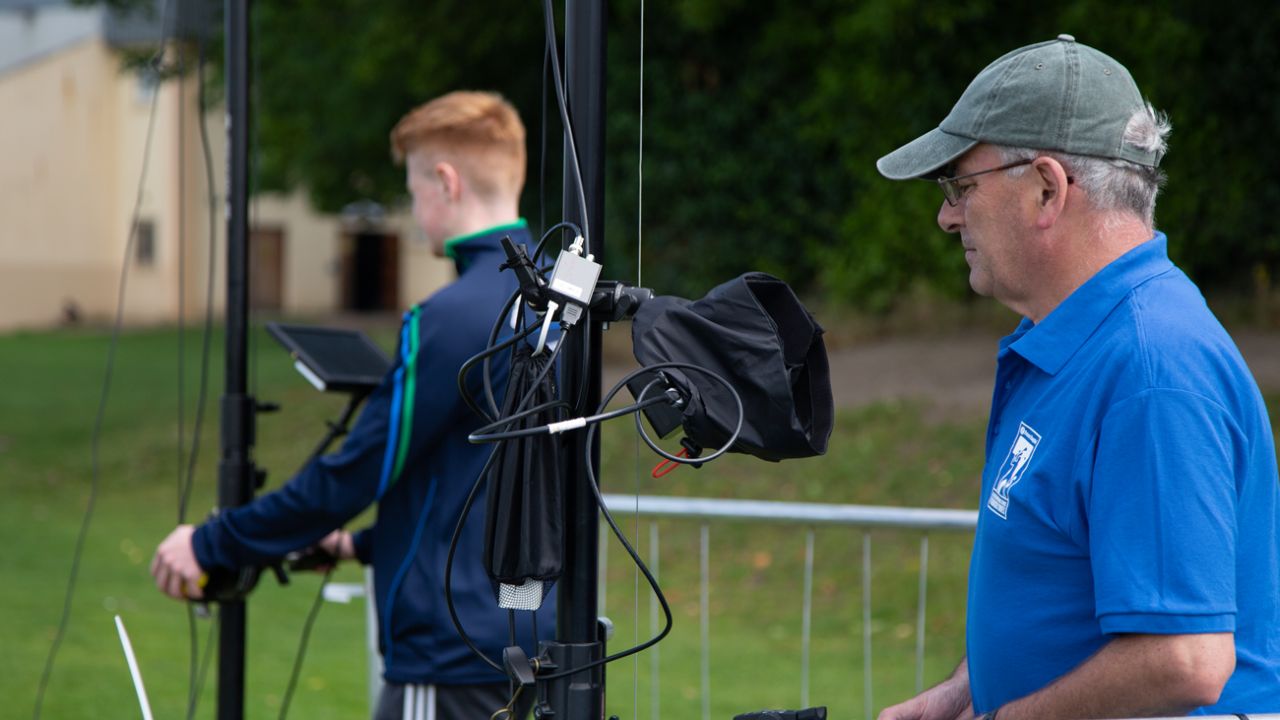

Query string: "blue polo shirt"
[[967, 233, 1280, 713]]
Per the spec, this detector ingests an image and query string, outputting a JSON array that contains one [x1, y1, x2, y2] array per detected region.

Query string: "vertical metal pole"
[[545, 1, 607, 719], [365, 567, 384, 715], [700, 525, 711, 720], [801, 530, 814, 708], [218, 1, 254, 719], [862, 533, 872, 720], [915, 534, 930, 694], [649, 523, 660, 720]]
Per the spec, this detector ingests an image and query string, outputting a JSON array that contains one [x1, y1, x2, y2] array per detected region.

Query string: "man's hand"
[[318, 529, 356, 562], [878, 669, 972, 720], [151, 525, 205, 600], [289, 529, 355, 573]]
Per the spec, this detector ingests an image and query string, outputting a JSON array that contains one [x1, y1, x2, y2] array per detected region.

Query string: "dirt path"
[[607, 328, 1280, 416]]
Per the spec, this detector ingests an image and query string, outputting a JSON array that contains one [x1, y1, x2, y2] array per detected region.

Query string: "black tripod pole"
[[543, 1, 608, 718], [217, 1, 255, 719]]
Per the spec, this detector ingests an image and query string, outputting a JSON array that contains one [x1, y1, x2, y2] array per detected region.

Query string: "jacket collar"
[[445, 219, 530, 274]]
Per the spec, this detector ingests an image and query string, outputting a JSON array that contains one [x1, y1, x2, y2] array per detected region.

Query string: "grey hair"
[[999, 103, 1171, 227]]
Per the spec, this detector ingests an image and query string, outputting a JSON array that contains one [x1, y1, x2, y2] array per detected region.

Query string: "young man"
[[875, 37, 1280, 719], [151, 91, 553, 720]]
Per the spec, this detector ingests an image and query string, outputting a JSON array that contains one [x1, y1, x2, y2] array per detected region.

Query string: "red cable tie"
[[651, 447, 689, 478]]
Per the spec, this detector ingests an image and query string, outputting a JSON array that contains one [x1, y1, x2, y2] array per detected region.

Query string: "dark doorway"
[[342, 231, 400, 312], [250, 226, 285, 311]]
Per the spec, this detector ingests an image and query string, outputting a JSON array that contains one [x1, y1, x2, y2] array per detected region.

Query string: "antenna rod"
[[217, 0, 255, 718]]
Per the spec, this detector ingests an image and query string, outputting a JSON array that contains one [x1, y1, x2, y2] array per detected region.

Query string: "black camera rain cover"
[[631, 272, 833, 462], [482, 343, 563, 597]]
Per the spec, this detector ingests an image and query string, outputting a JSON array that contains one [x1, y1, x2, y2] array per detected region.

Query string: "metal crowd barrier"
[[331, 495, 1271, 720], [599, 494, 978, 720]]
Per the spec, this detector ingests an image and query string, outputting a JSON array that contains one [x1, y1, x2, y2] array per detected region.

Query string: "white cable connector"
[[534, 300, 559, 356], [548, 417, 588, 434], [569, 235, 586, 256]]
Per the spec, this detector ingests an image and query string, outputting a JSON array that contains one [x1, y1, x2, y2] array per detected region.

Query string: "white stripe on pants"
[[401, 684, 437, 720]]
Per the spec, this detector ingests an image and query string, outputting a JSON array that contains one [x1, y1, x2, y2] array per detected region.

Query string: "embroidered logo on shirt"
[[987, 422, 1041, 519]]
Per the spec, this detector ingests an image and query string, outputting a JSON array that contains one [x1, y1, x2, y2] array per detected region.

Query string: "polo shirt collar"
[[1006, 232, 1173, 375]]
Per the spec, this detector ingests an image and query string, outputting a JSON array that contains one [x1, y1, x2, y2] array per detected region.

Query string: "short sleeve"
[[1089, 388, 1240, 635]]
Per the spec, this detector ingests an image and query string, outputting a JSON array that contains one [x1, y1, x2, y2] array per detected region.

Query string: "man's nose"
[[937, 199, 962, 234]]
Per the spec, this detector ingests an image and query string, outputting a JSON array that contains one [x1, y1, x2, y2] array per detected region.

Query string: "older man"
[[876, 36, 1280, 719]]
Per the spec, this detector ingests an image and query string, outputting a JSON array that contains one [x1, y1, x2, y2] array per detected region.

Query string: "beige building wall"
[[0, 37, 454, 332], [0, 38, 120, 328]]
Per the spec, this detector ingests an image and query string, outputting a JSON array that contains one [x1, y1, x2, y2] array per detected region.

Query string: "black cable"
[[183, 37, 222, 717], [448, 358, 742, 680], [190, 611, 218, 717], [540, 0, 595, 417], [471, 371, 663, 445], [628, 364, 744, 466], [462, 220, 579, 423], [458, 291, 518, 422], [541, 0, 590, 254], [177, 38, 219, 524], [535, 419, 672, 681], [532, 6, 596, 414], [185, 608, 200, 720], [482, 293, 531, 419], [174, 33, 196, 719], [177, 27, 188, 528], [31, 14, 171, 717], [507, 610, 518, 706], [442, 444, 507, 673], [533, 221, 583, 263], [513, 334, 567, 409], [530, 611, 539, 656], [264, 393, 364, 716], [278, 569, 334, 720], [444, 315, 579, 673], [516, 366, 744, 681], [468, 393, 668, 444], [468, 398, 572, 442], [457, 315, 540, 422], [533, 378, 685, 681], [538, 42, 549, 241]]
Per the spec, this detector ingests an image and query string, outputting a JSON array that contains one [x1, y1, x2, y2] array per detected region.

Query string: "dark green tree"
[[101, 0, 1280, 308]]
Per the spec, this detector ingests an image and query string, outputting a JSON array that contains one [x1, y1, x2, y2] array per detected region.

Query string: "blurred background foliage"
[[105, 0, 1280, 310]]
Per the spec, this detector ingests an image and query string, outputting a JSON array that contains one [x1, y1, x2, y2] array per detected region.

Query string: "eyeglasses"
[[936, 159, 1034, 206]]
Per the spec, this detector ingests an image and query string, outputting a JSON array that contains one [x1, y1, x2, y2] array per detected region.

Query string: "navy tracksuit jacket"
[[193, 223, 556, 684]]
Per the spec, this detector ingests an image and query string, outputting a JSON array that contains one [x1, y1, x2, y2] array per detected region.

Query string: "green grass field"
[[6, 321, 1232, 719]]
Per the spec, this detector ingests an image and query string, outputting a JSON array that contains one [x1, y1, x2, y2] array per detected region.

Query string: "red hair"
[[390, 91, 526, 200]]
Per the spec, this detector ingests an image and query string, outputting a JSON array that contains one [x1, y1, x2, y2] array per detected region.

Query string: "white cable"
[[534, 301, 559, 356], [114, 616, 155, 720], [509, 296, 523, 330]]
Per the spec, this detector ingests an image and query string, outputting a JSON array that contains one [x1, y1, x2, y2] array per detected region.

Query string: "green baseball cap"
[[877, 35, 1160, 180]]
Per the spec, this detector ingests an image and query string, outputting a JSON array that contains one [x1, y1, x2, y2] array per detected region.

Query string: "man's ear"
[[1031, 157, 1070, 230], [435, 162, 462, 203]]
